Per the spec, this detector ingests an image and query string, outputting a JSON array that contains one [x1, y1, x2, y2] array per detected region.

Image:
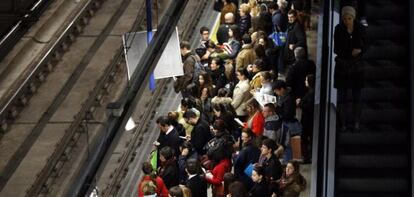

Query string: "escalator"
[[334, 0, 411, 196]]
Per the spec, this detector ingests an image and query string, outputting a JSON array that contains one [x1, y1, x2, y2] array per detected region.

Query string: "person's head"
[[227, 181, 248, 197], [210, 57, 221, 71], [341, 6, 356, 28], [273, 80, 288, 96], [185, 158, 200, 175], [167, 111, 179, 123], [206, 40, 216, 52], [141, 161, 155, 176], [180, 97, 194, 112], [252, 59, 264, 72], [224, 12, 235, 24], [305, 74, 315, 89], [239, 3, 251, 17], [180, 140, 193, 155], [169, 186, 183, 197], [286, 160, 300, 176], [277, 0, 288, 12], [212, 118, 227, 135], [246, 99, 261, 115], [294, 47, 306, 60], [156, 116, 171, 133], [179, 185, 192, 197], [288, 9, 298, 24], [251, 165, 266, 183], [198, 71, 212, 86], [212, 103, 225, 117], [241, 128, 255, 144], [268, 2, 279, 13], [262, 103, 276, 118], [228, 25, 241, 41], [242, 33, 252, 45], [254, 44, 266, 58], [199, 26, 210, 41], [141, 179, 157, 195], [159, 146, 174, 162], [261, 138, 277, 157], [260, 71, 272, 83], [236, 68, 249, 81], [217, 88, 229, 97], [180, 41, 191, 56], [224, 172, 236, 194], [183, 109, 198, 125]]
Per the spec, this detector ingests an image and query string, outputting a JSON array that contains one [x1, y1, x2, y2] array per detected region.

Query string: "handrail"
[[409, 0, 414, 195], [310, 0, 337, 196], [69, 0, 189, 196]]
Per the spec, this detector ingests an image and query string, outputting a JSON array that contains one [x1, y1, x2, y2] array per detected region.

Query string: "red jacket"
[[137, 175, 169, 197], [244, 112, 265, 136], [205, 158, 232, 185]]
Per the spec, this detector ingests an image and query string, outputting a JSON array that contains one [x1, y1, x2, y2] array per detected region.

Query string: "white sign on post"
[[122, 27, 184, 80]]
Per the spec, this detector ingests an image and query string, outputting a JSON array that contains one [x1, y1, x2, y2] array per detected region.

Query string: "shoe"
[[360, 18, 368, 27]]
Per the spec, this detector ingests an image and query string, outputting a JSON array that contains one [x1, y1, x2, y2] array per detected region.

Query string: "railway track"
[[0, 0, 173, 196]]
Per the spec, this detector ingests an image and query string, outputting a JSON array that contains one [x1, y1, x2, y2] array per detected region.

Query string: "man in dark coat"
[[174, 41, 199, 98], [274, 80, 296, 123], [285, 47, 316, 99], [269, 2, 288, 32], [284, 10, 307, 67], [186, 158, 208, 197], [155, 116, 181, 157], [183, 109, 213, 155]]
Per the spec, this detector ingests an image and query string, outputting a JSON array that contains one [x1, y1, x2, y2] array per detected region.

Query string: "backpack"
[[190, 55, 205, 84]]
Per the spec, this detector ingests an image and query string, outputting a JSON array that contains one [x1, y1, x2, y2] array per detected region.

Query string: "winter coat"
[[234, 142, 260, 190], [263, 115, 282, 141], [232, 80, 252, 116], [284, 21, 307, 65], [272, 10, 288, 32], [333, 22, 366, 89], [245, 112, 265, 136], [191, 119, 213, 155], [236, 44, 256, 70], [174, 52, 198, 93], [285, 59, 316, 99], [239, 14, 252, 36], [158, 159, 180, 189], [276, 90, 297, 122]]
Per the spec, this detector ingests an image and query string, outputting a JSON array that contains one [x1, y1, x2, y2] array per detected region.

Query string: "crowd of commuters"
[[135, 0, 336, 196]]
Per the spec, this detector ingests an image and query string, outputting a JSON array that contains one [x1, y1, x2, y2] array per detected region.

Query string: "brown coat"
[[174, 53, 197, 92], [236, 44, 256, 70], [220, 3, 237, 24], [249, 72, 263, 90]]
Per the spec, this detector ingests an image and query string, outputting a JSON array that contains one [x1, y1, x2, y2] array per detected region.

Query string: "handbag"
[[269, 31, 287, 47]]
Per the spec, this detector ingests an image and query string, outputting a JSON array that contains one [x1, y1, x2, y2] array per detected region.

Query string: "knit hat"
[[341, 6, 356, 19]]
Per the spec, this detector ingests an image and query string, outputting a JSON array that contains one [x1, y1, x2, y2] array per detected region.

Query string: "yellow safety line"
[[210, 13, 221, 43]]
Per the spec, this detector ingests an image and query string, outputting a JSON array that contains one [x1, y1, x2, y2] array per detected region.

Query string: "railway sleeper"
[[8, 106, 19, 119], [50, 162, 64, 178], [29, 82, 38, 94], [37, 72, 46, 82], [0, 120, 8, 133], [18, 96, 28, 106], [61, 148, 73, 162], [45, 62, 54, 72]]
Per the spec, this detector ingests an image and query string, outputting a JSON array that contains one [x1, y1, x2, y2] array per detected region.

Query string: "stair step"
[[366, 2, 408, 20], [337, 168, 409, 192], [364, 41, 407, 60], [366, 24, 407, 41], [337, 154, 409, 169], [360, 109, 408, 123], [362, 64, 406, 80], [336, 191, 410, 197], [337, 131, 408, 146], [359, 88, 408, 102]]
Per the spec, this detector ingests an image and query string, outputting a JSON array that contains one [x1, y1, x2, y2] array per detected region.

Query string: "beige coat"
[[231, 80, 252, 116], [236, 44, 256, 70]]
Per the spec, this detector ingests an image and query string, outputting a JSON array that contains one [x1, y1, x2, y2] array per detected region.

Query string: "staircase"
[[334, 0, 411, 196]]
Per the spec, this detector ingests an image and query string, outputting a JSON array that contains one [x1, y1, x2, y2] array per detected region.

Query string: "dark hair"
[[253, 59, 264, 71], [217, 88, 228, 97], [186, 158, 200, 175], [253, 165, 266, 177], [287, 160, 300, 172], [206, 40, 216, 49], [199, 26, 209, 34], [169, 186, 183, 197], [273, 80, 287, 90], [263, 103, 276, 113], [254, 44, 266, 58], [181, 97, 195, 109], [224, 172, 236, 194], [236, 68, 249, 78], [242, 128, 256, 139], [183, 109, 197, 119], [156, 116, 171, 127], [180, 41, 191, 50], [268, 2, 279, 10], [142, 161, 154, 175], [288, 9, 298, 17], [242, 33, 252, 44], [229, 25, 241, 41], [228, 181, 248, 197], [262, 138, 277, 152], [212, 118, 227, 132], [159, 146, 174, 160]]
